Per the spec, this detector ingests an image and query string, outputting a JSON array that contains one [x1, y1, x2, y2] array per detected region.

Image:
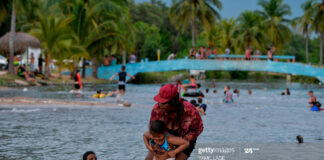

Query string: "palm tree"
[[258, 0, 291, 50], [169, 0, 222, 47], [221, 18, 237, 53], [295, 0, 315, 63], [313, 0, 324, 65], [235, 11, 266, 52], [60, 0, 133, 78], [200, 24, 223, 49], [30, 14, 73, 79], [8, 0, 16, 74]]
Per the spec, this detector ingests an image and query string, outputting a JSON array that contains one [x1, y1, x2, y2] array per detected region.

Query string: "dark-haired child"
[[143, 120, 189, 160]]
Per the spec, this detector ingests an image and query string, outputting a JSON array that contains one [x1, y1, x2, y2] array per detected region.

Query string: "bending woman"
[[146, 84, 204, 160]]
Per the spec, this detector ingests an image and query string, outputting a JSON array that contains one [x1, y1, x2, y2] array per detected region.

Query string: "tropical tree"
[[30, 14, 73, 79], [8, 0, 16, 74], [313, 0, 324, 65], [200, 24, 223, 49], [295, 0, 316, 63], [258, 0, 291, 50], [220, 18, 237, 53], [235, 11, 266, 53], [169, 0, 222, 47]]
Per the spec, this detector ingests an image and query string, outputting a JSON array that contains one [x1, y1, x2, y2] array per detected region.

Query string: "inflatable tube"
[[183, 92, 200, 97], [183, 85, 196, 89], [92, 93, 105, 98], [311, 106, 320, 111]]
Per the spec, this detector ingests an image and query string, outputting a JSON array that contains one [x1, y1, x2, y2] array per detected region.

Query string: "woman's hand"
[[167, 150, 177, 158]]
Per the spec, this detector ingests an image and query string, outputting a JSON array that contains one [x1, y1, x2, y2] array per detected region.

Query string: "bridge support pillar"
[[286, 74, 292, 83]]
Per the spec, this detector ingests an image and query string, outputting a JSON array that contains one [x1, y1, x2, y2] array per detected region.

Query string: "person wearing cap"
[[145, 84, 204, 160]]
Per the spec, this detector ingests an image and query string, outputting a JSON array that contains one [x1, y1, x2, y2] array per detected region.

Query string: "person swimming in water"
[[308, 90, 321, 111], [143, 120, 189, 160], [83, 151, 97, 160], [281, 88, 290, 95], [108, 66, 135, 101], [92, 90, 105, 98], [223, 85, 233, 103], [197, 98, 207, 115], [233, 89, 240, 97]]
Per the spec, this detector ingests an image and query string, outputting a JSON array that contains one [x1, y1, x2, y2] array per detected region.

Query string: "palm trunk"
[[44, 52, 51, 79], [320, 33, 323, 65], [8, 0, 16, 74], [58, 61, 63, 79], [191, 22, 195, 47], [305, 32, 309, 63], [91, 57, 98, 79], [82, 58, 86, 78]]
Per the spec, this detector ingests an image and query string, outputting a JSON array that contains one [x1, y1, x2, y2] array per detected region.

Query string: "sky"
[[134, 0, 315, 19]]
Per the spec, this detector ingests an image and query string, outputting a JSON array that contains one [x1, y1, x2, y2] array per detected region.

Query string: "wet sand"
[[0, 97, 118, 107]]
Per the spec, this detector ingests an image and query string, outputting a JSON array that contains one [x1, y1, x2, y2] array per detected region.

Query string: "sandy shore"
[[0, 97, 125, 107]]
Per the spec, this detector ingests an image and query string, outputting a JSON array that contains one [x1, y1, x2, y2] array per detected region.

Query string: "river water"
[[0, 81, 324, 160]]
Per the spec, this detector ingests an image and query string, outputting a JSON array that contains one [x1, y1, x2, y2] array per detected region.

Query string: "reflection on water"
[[0, 81, 324, 159]]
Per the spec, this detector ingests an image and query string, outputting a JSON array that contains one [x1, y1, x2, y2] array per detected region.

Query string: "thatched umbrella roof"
[[0, 32, 41, 55]]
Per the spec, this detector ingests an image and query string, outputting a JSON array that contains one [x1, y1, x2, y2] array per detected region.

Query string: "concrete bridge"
[[91, 59, 324, 83]]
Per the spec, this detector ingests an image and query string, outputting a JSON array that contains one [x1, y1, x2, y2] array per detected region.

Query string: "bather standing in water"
[[146, 84, 204, 160], [108, 65, 135, 101]]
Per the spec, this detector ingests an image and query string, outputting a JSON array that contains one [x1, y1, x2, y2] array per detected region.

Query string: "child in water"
[[92, 90, 105, 98], [308, 90, 321, 111], [143, 120, 189, 160], [223, 85, 233, 103]]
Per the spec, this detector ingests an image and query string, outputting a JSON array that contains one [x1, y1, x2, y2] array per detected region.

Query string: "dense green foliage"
[[1, 0, 324, 78]]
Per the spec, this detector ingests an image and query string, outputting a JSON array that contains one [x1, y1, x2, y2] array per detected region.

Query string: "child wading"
[[143, 120, 189, 160], [109, 66, 135, 101]]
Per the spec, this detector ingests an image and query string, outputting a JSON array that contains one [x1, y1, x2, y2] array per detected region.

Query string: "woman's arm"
[[167, 135, 189, 158]]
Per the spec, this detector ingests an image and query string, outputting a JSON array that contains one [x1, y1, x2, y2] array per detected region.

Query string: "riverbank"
[[0, 97, 124, 107], [0, 71, 110, 87]]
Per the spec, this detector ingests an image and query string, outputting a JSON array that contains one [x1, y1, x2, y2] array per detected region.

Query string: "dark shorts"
[[74, 84, 80, 89], [183, 139, 197, 157], [118, 85, 125, 91]]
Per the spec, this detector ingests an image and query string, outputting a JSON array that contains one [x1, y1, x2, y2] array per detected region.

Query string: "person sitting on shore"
[[17, 64, 40, 86], [83, 151, 97, 160], [143, 120, 189, 160]]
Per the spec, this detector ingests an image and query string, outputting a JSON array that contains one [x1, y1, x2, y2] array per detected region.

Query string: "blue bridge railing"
[[93, 59, 324, 83]]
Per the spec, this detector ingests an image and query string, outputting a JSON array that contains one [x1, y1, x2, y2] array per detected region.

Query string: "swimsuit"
[[149, 133, 171, 151], [118, 72, 127, 91]]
